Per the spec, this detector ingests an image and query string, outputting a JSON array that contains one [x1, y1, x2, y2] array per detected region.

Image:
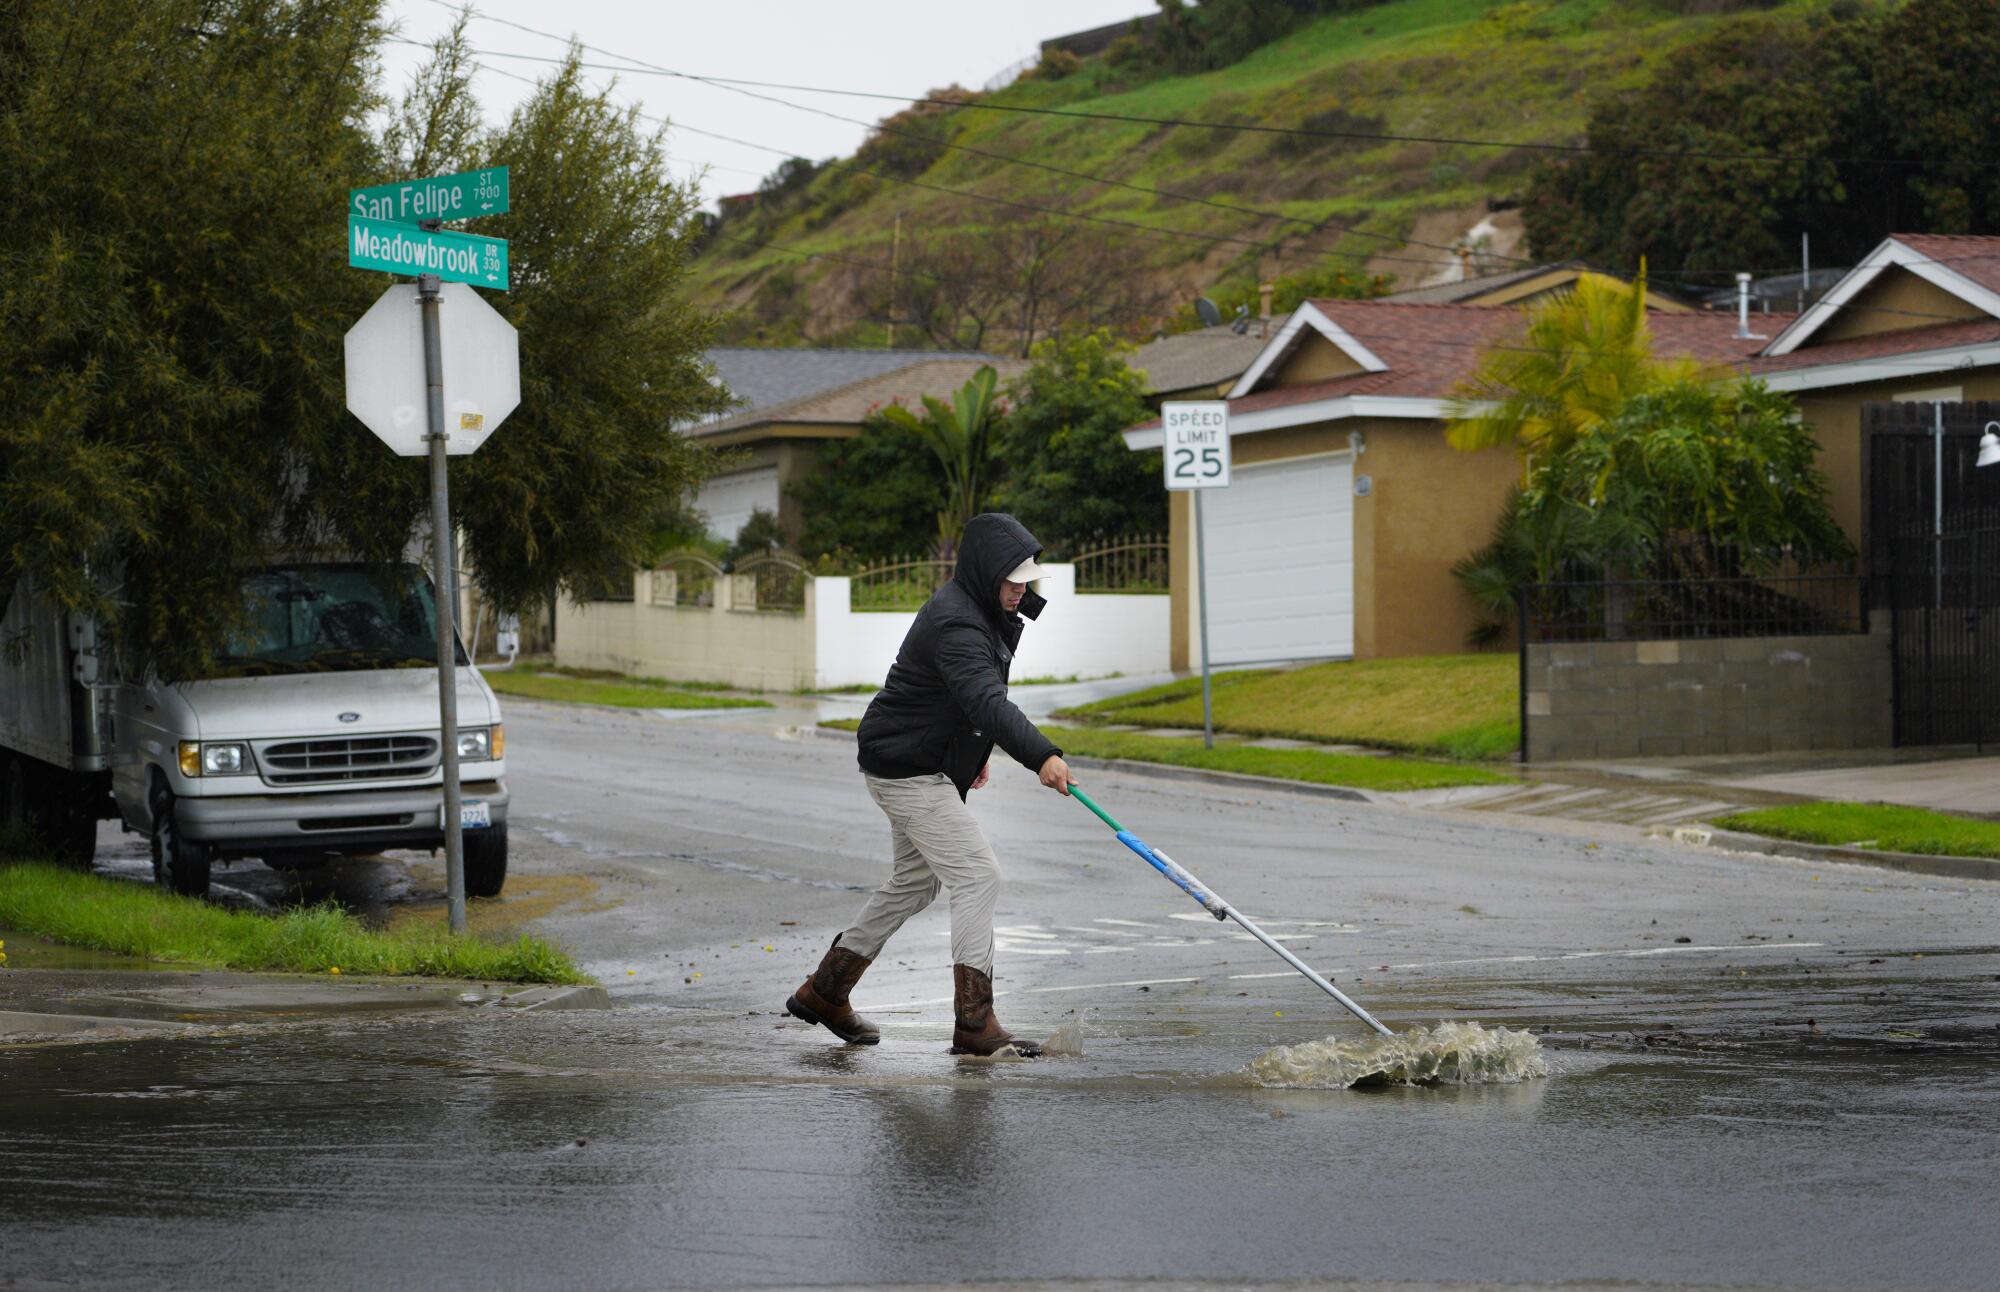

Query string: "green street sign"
[[350, 166, 509, 225], [348, 215, 509, 290]]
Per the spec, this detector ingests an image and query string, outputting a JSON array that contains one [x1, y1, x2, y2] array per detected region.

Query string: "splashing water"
[[1247, 1021, 1547, 1089], [1041, 1013, 1087, 1057]]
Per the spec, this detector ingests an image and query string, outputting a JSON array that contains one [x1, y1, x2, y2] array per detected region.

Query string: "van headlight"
[[456, 727, 494, 761], [180, 741, 252, 776]]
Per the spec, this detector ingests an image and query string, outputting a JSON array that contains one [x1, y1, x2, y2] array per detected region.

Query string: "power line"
[[430, 30, 2000, 339], [398, 5, 1536, 273], [411, 0, 1936, 171]]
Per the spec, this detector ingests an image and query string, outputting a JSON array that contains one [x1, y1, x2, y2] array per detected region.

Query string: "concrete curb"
[[802, 721, 1374, 803], [1649, 824, 2000, 883]]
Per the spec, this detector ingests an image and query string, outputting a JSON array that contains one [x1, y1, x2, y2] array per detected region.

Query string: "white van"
[[1, 562, 508, 897]]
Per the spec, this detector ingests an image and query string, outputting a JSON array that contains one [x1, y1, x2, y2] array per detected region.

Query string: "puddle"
[[0, 929, 185, 973], [1246, 1020, 1548, 1088]]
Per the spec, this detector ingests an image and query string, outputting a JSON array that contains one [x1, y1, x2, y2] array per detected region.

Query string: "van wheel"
[[462, 821, 507, 898], [0, 754, 31, 843], [149, 786, 212, 897]]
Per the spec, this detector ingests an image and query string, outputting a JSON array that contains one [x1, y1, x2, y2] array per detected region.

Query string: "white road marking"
[[867, 943, 1829, 1011], [1092, 918, 1161, 928]]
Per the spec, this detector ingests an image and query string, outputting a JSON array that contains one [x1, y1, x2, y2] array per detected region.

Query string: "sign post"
[[1161, 401, 1231, 750], [344, 168, 514, 934]]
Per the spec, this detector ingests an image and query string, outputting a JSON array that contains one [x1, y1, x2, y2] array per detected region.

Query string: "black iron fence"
[[1067, 533, 1169, 594], [1519, 574, 1870, 643], [1889, 526, 2000, 748]]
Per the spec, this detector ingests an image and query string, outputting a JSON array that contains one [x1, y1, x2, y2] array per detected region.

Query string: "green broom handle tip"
[[1068, 784, 1124, 833]]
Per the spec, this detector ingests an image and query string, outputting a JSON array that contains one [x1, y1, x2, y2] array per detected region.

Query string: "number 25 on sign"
[[1161, 401, 1230, 490]]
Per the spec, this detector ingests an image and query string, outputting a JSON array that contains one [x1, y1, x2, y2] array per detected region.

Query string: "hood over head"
[[951, 513, 1045, 620]]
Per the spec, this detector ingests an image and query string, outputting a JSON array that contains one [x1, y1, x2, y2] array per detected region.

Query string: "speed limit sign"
[[1161, 401, 1230, 490]]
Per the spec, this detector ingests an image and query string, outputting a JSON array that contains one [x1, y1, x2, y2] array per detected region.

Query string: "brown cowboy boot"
[[785, 935, 880, 1045], [949, 964, 1041, 1058]]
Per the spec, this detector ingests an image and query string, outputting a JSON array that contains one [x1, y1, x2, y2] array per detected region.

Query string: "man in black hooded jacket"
[[785, 513, 1074, 1057]]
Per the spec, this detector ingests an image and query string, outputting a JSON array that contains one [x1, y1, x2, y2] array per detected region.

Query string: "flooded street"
[[5, 699, 1999, 1290]]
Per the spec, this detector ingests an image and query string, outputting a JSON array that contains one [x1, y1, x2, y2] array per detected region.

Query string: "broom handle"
[[1068, 785, 1395, 1038]]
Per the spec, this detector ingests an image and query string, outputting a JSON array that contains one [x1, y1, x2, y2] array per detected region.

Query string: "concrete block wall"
[[1524, 614, 1893, 762], [556, 564, 1172, 693]]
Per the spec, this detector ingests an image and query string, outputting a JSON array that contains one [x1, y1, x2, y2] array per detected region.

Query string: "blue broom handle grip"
[[1115, 832, 1230, 920]]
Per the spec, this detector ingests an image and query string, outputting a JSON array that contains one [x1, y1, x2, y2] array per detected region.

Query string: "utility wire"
[[444, 32, 2000, 339], [410, 0, 1937, 171], [396, 6, 1542, 273]]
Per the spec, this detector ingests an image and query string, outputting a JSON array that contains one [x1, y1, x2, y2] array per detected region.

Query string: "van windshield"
[[206, 564, 465, 678]]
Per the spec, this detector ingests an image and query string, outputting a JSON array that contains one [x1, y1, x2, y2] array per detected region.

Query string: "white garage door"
[[1199, 453, 1353, 665], [696, 466, 780, 543]]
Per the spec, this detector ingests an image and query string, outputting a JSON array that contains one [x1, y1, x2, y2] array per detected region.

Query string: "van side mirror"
[[70, 617, 102, 686]]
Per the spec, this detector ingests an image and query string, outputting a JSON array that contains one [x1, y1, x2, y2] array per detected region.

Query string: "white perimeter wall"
[[556, 564, 1170, 692]]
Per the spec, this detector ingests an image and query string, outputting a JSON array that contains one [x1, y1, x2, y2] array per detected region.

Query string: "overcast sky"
[[377, 1, 1151, 205]]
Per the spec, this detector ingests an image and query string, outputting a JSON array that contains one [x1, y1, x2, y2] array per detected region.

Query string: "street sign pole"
[[419, 271, 467, 935], [1193, 488, 1215, 750], [346, 169, 518, 935], [1160, 401, 1232, 751]]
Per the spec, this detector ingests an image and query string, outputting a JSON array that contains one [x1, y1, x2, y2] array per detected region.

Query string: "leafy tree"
[[993, 331, 1163, 547], [1447, 273, 1707, 456], [1453, 379, 1853, 643], [789, 425, 944, 563], [1523, 0, 2000, 278], [875, 366, 1005, 558], [0, 5, 726, 677]]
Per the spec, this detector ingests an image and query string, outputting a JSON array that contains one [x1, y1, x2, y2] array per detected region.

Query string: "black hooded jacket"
[[856, 513, 1063, 799]]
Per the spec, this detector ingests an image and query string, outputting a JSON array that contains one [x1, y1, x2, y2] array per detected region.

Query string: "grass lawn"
[[485, 667, 770, 711], [1056, 653, 1517, 760], [1712, 804, 2000, 860], [815, 720, 1509, 792], [0, 860, 589, 982]]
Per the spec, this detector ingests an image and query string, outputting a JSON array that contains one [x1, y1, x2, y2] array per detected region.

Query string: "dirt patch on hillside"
[[1367, 205, 1527, 289]]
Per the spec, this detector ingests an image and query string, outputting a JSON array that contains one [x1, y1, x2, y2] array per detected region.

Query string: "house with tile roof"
[[690, 347, 1023, 544], [1122, 234, 2000, 670]]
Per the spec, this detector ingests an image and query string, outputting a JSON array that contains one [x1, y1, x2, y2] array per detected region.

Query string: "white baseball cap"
[[1005, 556, 1046, 584]]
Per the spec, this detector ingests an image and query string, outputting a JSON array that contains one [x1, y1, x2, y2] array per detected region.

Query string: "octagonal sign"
[[344, 283, 520, 456]]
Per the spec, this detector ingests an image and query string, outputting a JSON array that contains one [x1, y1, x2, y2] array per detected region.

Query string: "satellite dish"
[[1194, 297, 1223, 328]]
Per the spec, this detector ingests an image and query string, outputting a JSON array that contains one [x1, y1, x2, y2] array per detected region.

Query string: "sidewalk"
[[0, 954, 608, 1043], [1534, 746, 2000, 819]]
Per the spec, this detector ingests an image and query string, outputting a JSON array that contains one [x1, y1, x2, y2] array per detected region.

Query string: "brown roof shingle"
[[694, 358, 1029, 437]]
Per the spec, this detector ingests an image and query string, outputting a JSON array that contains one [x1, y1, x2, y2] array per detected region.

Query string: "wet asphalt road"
[[4, 698, 2000, 1291]]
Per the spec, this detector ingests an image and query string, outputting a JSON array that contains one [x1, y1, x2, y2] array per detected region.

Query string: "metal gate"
[[1889, 527, 2000, 748], [1866, 401, 2000, 746]]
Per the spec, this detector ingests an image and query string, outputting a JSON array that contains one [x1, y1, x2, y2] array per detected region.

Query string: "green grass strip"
[[1047, 726, 1512, 792], [1055, 653, 1518, 761], [486, 668, 770, 710], [816, 720, 1508, 792], [1712, 803, 2000, 860], [0, 860, 590, 983]]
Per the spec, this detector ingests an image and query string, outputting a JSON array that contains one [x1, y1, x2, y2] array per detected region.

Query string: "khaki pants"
[[842, 773, 1000, 976]]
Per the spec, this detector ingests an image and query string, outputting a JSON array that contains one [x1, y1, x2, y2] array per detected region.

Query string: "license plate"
[[458, 801, 491, 830]]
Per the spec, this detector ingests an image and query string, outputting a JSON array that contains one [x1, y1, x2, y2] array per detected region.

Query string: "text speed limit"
[[1160, 401, 1231, 490]]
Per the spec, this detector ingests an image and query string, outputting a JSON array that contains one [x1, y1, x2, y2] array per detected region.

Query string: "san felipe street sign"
[[347, 166, 510, 291], [351, 166, 509, 224]]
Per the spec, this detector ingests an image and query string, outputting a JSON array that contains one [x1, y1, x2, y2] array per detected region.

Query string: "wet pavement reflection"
[[5, 962, 1997, 1292]]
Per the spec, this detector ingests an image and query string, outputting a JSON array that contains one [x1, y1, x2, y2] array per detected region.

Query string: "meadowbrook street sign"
[[348, 215, 508, 290], [348, 166, 511, 290], [351, 166, 509, 224]]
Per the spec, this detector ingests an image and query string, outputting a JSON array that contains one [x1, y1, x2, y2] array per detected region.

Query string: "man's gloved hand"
[[1038, 753, 1075, 796]]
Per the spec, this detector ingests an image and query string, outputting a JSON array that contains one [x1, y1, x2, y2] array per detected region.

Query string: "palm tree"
[[1446, 271, 1707, 456], [875, 365, 1004, 558]]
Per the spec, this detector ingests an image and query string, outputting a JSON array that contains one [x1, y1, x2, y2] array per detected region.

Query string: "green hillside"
[[689, 0, 1871, 348]]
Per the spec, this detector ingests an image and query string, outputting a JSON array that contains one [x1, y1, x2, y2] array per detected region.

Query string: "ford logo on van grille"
[[338, 712, 361, 723]]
